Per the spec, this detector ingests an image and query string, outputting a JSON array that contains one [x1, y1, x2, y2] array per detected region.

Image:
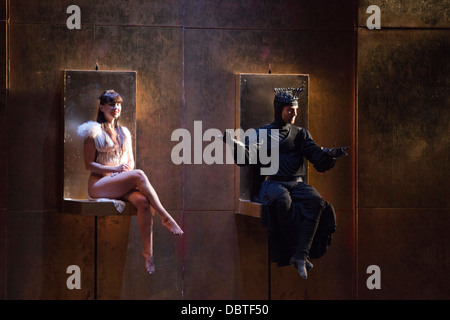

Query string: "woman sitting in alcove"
[[77, 89, 183, 274]]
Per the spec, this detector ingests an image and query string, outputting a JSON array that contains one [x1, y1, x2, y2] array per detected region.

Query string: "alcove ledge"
[[62, 198, 137, 216]]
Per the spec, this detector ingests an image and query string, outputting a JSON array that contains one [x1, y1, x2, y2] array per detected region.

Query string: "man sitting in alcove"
[[223, 88, 348, 279]]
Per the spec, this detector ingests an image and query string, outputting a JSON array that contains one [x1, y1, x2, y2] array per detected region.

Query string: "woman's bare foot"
[[161, 216, 184, 235], [142, 251, 155, 274]]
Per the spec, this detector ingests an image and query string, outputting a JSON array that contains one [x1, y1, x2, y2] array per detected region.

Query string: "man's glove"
[[323, 146, 349, 159]]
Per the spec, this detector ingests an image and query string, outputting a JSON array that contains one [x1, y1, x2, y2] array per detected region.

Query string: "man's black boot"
[[305, 259, 313, 271], [290, 257, 308, 279]]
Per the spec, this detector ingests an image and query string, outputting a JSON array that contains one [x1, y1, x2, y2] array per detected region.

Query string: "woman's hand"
[[116, 163, 132, 173], [110, 163, 132, 177]]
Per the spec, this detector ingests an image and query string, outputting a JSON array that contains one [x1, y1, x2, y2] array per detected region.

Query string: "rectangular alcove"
[[62, 70, 137, 216], [235, 74, 309, 217]]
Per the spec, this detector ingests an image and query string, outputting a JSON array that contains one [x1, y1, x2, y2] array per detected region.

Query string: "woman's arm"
[[125, 136, 135, 169], [122, 126, 135, 170]]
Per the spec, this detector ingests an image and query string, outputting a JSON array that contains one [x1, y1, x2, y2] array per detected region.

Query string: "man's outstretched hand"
[[323, 146, 349, 159]]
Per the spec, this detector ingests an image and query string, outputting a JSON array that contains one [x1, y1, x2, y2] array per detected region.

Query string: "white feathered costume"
[[77, 120, 132, 166]]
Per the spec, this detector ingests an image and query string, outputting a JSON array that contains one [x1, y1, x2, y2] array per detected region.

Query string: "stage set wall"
[[1, 1, 448, 300]]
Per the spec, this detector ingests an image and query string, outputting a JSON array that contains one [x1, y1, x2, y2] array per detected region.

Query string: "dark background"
[[1, 0, 449, 299]]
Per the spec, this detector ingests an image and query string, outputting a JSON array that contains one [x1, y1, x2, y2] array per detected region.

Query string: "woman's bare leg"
[[89, 170, 183, 235], [125, 191, 156, 274], [132, 171, 183, 235]]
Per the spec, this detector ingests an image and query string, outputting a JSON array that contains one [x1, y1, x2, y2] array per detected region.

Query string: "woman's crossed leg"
[[88, 169, 183, 274], [89, 169, 183, 235]]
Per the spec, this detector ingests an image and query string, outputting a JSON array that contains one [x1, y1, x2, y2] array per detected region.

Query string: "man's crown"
[[273, 87, 304, 103]]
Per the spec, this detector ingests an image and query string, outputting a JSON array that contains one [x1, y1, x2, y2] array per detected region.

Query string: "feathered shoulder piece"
[[77, 121, 102, 140]]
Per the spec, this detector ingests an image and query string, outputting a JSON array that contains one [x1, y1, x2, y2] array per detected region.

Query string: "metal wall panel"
[[9, 0, 183, 26], [358, 29, 450, 208], [358, 0, 450, 28], [358, 208, 450, 299], [8, 24, 95, 212], [6, 212, 96, 299], [185, 0, 355, 30]]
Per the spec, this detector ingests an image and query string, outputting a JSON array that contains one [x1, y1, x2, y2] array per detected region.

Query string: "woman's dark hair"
[[98, 89, 123, 106], [97, 90, 125, 155]]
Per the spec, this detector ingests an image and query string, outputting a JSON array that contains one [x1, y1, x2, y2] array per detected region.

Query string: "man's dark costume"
[[226, 88, 347, 278]]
